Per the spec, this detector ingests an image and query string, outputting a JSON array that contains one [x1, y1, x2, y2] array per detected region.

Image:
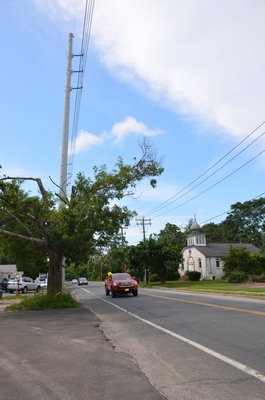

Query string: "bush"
[[149, 273, 160, 282], [227, 271, 247, 283], [186, 271, 201, 281]]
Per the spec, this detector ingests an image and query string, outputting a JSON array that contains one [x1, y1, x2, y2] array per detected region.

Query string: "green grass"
[[0, 294, 17, 301], [7, 291, 80, 311], [139, 280, 265, 297]]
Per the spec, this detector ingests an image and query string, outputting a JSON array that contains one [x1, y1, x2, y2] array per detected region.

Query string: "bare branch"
[[0, 229, 46, 246], [0, 176, 48, 198], [4, 210, 34, 237]]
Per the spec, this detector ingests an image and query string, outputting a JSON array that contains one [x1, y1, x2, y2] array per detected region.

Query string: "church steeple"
[[187, 217, 206, 246]]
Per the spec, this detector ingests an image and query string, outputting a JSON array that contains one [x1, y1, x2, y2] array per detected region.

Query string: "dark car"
[[105, 273, 138, 298], [0, 277, 9, 292], [78, 277, 88, 286]]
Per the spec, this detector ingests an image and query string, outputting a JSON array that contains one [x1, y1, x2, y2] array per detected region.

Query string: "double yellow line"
[[142, 292, 265, 316]]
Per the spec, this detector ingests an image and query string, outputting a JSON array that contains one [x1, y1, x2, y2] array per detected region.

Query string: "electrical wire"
[[199, 191, 265, 225], [142, 121, 265, 218], [151, 147, 265, 219], [68, 0, 95, 185]]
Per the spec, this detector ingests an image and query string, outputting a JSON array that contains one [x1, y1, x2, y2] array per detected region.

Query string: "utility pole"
[[59, 33, 83, 285], [59, 33, 73, 285], [59, 32, 73, 205], [136, 217, 151, 283], [120, 226, 128, 272], [136, 217, 151, 241]]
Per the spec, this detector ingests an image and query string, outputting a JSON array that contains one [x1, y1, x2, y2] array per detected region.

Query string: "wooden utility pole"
[[120, 226, 128, 272], [136, 217, 151, 283]]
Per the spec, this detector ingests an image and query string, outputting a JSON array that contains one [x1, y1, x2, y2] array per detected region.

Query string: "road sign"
[[14, 272, 21, 280]]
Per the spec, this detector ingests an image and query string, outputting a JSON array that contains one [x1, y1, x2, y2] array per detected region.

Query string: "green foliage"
[[186, 271, 201, 281], [7, 291, 79, 311], [223, 246, 261, 276], [201, 222, 225, 242], [0, 142, 163, 294], [222, 198, 265, 247], [149, 273, 160, 282], [227, 271, 247, 283]]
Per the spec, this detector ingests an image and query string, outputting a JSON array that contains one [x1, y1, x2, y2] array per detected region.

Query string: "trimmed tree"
[[0, 142, 163, 294]]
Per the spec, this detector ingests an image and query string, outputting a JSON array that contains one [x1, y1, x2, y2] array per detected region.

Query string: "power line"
[[199, 191, 265, 225], [151, 147, 265, 219], [68, 0, 95, 185], [143, 121, 265, 218]]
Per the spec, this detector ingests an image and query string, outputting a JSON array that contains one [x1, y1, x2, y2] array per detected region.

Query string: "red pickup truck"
[[105, 273, 138, 298]]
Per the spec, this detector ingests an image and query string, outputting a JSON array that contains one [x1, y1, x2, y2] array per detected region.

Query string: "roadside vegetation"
[[6, 291, 79, 311], [140, 279, 265, 297]]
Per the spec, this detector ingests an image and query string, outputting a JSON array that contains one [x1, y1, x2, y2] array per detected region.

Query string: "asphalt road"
[[73, 283, 265, 400]]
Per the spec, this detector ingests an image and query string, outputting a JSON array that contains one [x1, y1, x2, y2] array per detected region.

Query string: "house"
[[179, 220, 260, 280], [0, 264, 17, 279]]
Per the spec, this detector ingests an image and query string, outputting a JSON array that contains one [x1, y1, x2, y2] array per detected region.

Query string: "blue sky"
[[1, 0, 265, 244]]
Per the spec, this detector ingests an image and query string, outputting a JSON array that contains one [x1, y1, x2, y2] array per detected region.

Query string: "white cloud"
[[111, 116, 162, 143], [70, 130, 104, 155], [70, 117, 162, 154], [41, 0, 265, 138]]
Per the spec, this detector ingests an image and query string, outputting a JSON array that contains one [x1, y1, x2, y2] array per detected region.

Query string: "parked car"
[[35, 277, 48, 291], [72, 279, 78, 285], [0, 277, 9, 292], [78, 277, 88, 286], [105, 273, 138, 298], [7, 277, 41, 294]]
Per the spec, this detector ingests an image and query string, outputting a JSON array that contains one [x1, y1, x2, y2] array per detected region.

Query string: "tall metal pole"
[[60, 32, 73, 204]]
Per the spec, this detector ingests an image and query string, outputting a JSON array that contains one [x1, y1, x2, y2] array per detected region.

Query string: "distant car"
[[78, 277, 88, 286], [72, 279, 78, 285], [7, 277, 41, 294], [35, 277, 48, 291], [0, 277, 9, 292], [105, 273, 138, 298]]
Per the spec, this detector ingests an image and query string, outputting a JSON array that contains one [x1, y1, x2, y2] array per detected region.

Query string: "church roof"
[[185, 243, 260, 257]]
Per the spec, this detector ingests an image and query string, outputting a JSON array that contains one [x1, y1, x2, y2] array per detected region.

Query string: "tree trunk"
[[47, 251, 64, 295]]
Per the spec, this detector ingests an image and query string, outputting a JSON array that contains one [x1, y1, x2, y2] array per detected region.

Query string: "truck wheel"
[[111, 290, 116, 298], [133, 290, 138, 296]]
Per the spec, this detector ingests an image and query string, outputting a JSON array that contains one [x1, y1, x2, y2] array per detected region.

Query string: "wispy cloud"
[[70, 117, 162, 155], [41, 0, 265, 139], [69, 130, 104, 155], [111, 116, 162, 143]]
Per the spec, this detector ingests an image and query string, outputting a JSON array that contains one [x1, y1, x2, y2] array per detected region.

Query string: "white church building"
[[179, 220, 260, 280]]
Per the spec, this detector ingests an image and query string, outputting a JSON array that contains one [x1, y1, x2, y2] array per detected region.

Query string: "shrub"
[[186, 271, 201, 281], [149, 273, 160, 282], [227, 271, 247, 283]]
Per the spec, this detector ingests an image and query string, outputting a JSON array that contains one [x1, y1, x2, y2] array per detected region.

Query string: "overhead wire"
[[150, 147, 265, 219], [199, 191, 265, 225], [68, 0, 95, 185], [142, 121, 265, 218]]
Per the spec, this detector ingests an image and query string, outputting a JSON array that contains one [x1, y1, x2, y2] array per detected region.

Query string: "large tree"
[[0, 142, 163, 294], [222, 198, 265, 247]]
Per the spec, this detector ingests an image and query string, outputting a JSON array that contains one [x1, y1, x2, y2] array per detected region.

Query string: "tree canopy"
[[0, 141, 163, 294]]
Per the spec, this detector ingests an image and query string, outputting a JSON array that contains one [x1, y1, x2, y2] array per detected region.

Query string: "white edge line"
[[82, 288, 265, 384]]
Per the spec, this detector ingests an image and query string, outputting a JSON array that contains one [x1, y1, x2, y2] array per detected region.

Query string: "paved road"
[[73, 283, 265, 400], [0, 304, 166, 400]]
